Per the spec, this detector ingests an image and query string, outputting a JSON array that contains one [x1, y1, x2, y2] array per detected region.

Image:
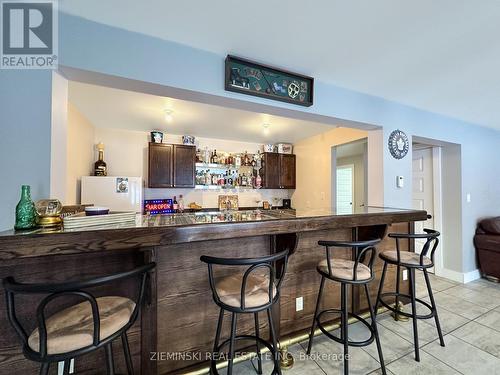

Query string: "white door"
[[336, 165, 354, 214], [412, 148, 434, 254]]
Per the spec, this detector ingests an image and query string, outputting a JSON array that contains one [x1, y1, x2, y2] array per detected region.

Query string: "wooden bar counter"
[[0, 207, 426, 374]]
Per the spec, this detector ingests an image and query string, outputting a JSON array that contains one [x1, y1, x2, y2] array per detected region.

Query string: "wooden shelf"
[[195, 162, 255, 170]]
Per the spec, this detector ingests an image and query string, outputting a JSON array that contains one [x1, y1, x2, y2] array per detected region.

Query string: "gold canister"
[[35, 199, 63, 227]]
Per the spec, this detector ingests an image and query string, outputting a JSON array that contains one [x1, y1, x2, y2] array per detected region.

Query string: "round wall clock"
[[388, 130, 409, 159]]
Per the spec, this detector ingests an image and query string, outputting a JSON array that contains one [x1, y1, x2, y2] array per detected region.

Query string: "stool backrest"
[[388, 228, 440, 266], [317, 239, 381, 282], [2, 262, 155, 360], [200, 250, 289, 312]]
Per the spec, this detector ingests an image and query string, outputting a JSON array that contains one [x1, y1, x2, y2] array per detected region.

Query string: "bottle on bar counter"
[[94, 142, 107, 176], [178, 195, 184, 213], [173, 196, 178, 212]]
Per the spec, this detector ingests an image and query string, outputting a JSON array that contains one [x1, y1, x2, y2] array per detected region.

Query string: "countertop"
[[0, 207, 427, 260], [0, 206, 420, 236]]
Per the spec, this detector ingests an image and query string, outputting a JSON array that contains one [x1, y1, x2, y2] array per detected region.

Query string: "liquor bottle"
[[243, 151, 250, 166], [256, 172, 262, 189], [173, 196, 178, 212], [205, 170, 211, 186], [94, 143, 107, 176], [256, 150, 262, 169], [235, 154, 241, 168], [204, 147, 210, 163], [212, 150, 218, 164], [251, 155, 256, 168], [178, 195, 185, 213]]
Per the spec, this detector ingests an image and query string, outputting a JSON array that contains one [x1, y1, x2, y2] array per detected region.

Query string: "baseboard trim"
[[463, 269, 481, 283], [438, 268, 481, 284], [438, 268, 464, 283]]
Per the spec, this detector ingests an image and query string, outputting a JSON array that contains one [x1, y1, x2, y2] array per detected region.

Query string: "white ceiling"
[[60, 0, 500, 130], [68, 81, 334, 143]]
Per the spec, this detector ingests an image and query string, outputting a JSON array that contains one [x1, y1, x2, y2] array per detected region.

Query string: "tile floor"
[[217, 274, 500, 374]]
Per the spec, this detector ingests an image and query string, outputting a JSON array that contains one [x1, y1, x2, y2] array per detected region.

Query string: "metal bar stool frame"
[[201, 249, 289, 375], [374, 228, 445, 362], [3, 262, 156, 375], [306, 239, 386, 375]]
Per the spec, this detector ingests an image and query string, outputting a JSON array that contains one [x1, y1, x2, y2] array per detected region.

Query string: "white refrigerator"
[[81, 176, 143, 213]]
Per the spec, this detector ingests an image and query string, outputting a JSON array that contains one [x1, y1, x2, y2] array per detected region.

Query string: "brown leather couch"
[[474, 217, 500, 281]]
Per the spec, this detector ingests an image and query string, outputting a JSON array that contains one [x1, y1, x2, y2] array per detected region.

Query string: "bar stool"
[[200, 250, 289, 375], [306, 239, 386, 375], [2, 263, 155, 375], [374, 229, 445, 361]]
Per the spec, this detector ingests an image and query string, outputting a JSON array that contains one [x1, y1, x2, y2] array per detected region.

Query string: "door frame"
[[336, 163, 355, 214], [412, 144, 443, 275], [331, 138, 368, 212], [431, 146, 444, 275]]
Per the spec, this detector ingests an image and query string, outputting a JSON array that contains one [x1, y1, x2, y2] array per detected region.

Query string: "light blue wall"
[[2, 13, 499, 275], [0, 70, 53, 230], [58, 14, 500, 273]]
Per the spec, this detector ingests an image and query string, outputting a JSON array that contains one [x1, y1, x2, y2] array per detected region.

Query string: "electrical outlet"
[[402, 270, 408, 281], [296, 296, 304, 312], [57, 359, 74, 374]]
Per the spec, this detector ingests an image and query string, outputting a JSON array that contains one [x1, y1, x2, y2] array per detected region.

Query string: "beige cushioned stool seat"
[[380, 251, 432, 267], [216, 273, 276, 308], [318, 258, 371, 281], [28, 296, 135, 355]]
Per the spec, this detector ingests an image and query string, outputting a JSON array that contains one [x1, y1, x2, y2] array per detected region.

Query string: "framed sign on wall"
[[225, 55, 314, 107]]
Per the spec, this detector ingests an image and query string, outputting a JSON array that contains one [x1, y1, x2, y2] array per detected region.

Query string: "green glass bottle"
[[14, 185, 37, 230]]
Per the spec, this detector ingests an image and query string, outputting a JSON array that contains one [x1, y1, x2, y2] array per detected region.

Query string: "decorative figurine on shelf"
[[14, 185, 37, 230]]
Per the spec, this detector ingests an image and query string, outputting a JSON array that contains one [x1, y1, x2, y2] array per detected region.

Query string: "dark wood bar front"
[[0, 207, 426, 374]]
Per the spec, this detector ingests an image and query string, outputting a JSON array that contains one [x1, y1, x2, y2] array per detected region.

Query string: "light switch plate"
[[397, 176, 404, 188], [402, 270, 408, 281]]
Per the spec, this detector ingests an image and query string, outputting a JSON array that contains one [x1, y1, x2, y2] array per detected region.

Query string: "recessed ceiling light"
[[164, 109, 173, 123]]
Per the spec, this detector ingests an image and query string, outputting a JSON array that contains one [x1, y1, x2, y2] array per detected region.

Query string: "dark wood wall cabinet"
[[260, 152, 296, 189], [148, 143, 195, 188]]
